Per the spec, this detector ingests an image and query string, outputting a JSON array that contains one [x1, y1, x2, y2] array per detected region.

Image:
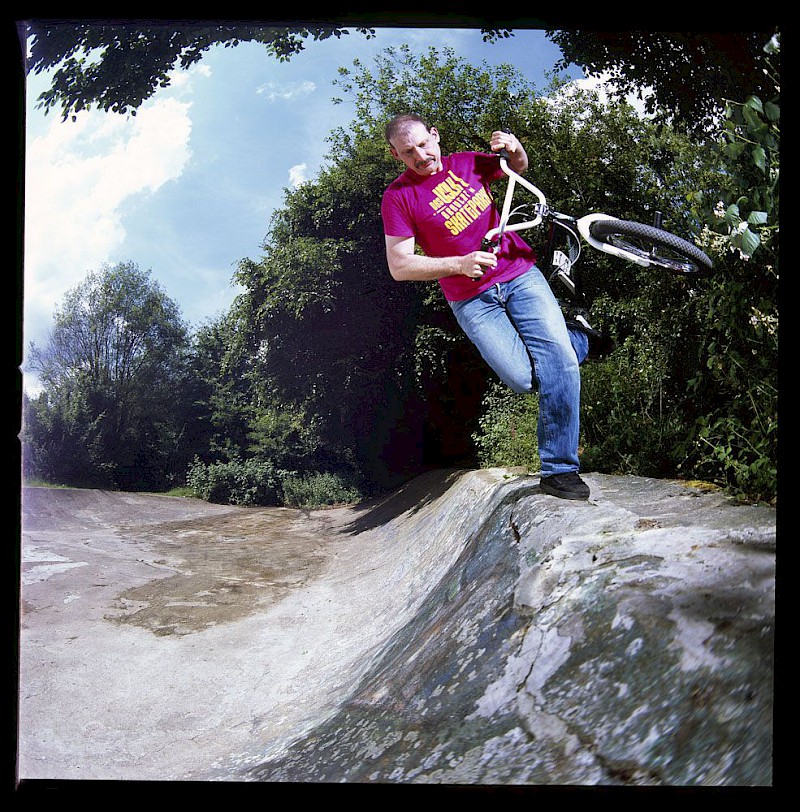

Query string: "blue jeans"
[[450, 267, 588, 476]]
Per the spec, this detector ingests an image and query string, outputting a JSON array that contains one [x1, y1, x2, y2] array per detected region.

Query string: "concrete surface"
[[16, 470, 776, 785], [18, 471, 495, 782]]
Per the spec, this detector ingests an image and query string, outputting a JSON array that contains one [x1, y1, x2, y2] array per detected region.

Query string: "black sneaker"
[[565, 307, 615, 359], [540, 472, 590, 500]]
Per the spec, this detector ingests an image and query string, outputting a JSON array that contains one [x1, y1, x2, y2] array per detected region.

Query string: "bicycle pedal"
[[553, 270, 576, 296]]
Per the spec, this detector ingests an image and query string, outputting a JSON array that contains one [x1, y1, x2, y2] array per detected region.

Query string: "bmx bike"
[[482, 143, 713, 305]]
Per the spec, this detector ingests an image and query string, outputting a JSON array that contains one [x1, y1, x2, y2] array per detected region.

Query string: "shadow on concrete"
[[342, 468, 469, 535]]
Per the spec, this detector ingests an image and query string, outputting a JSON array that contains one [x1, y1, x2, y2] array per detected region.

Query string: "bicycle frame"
[[483, 155, 666, 269]]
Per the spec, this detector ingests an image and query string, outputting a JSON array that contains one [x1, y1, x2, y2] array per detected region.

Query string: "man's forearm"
[[507, 143, 529, 174], [388, 246, 497, 283], [388, 251, 466, 282]]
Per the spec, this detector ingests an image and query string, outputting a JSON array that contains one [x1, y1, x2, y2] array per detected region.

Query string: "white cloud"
[[172, 62, 212, 88], [288, 163, 308, 188], [23, 96, 194, 353], [256, 79, 316, 102], [559, 71, 651, 117]]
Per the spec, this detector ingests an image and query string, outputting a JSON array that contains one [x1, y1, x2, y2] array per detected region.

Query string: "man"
[[381, 113, 600, 501]]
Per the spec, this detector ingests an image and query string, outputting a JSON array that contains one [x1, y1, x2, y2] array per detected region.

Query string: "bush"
[[578, 339, 690, 478], [186, 457, 287, 506], [472, 382, 540, 471], [186, 458, 362, 508], [672, 253, 778, 504], [281, 472, 362, 508]]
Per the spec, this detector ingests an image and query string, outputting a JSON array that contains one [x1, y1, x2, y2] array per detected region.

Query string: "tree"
[[200, 45, 544, 493], [21, 21, 374, 119], [23, 262, 195, 489], [229, 133, 428, 492], [546, 30, 779, 133], [675, 35, 779, 502], [20, 20, 510, 121], [478, 33, 779, 503], [215, 44, 720, 495], [702, 34, 780, 261]]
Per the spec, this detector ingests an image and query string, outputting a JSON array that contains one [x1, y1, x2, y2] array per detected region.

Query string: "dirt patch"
[[21, 487, 357, 637], [109, 507, 357, 636], [21, 477, 473, 638]]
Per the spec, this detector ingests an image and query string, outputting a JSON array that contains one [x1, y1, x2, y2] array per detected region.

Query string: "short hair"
[[385, 113, 430, 145]]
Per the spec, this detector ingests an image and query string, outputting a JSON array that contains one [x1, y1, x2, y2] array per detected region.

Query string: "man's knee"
[[505, 375, 535, 395]]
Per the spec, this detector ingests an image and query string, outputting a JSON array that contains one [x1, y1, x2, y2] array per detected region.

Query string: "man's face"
[[389, 122, 443, 176]]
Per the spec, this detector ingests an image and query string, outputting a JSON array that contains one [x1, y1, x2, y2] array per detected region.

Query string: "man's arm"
[[385, 235, 497, 282], [489, 130, 528, 174]]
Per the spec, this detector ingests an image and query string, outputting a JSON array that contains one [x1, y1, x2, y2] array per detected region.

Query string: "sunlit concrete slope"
[[18, 469, 775, 785]]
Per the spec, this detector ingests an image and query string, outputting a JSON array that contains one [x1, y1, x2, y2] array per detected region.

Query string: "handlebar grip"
[[498, 127, 512, 160]]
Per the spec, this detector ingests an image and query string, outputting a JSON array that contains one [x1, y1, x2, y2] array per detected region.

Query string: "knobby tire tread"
[[589, 218, 713, 273]]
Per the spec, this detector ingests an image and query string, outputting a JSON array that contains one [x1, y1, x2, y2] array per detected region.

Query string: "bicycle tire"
[[589, 218, 713, 274]]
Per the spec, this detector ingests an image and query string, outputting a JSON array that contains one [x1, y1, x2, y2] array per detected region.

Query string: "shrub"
[[186, 457, 287, 506], [578, 339, 690, 477], [281, 472, 362, 508], [472, 382, 540, 471]]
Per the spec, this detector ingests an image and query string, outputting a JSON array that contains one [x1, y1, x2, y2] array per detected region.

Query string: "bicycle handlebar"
[[483, 154, 547, 247], [497, 127, 512, 161]]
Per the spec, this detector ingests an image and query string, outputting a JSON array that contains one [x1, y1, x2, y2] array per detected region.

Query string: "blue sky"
[[22, 25, 583, 393]]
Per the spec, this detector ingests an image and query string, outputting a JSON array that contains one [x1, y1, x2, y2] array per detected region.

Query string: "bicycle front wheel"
[[589, 218, 713, 274]]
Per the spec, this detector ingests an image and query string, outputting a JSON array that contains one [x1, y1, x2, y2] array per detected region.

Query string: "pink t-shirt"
[[381, 151, 536, 301]]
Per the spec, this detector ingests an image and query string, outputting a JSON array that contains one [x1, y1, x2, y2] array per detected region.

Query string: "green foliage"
[[570, 191, 777, 504], [470, 35, 779, 504], [578, 338, 697, 478], [697, 36, 779, 262], [211, 46, 551, 493], [227, 149, 424, 492], [185, 456, 287, 506], [281, 472, 362, 508], [676, 36, 779, 503], [23, 22, 377, 120], [472, 77, 721, 478], [22, 387, 104, 488], [25, 35, 777, 506], [576, 248, 778, 504], [22, 262, 197, 490], [185, 457, 361, 508], [547, 30, 778, 134], [22, 22, 511, 122], [195, 40, 777, 505], [187, 312, 255, 463], [673, 252, 778, 503], [472, 383, 540, 471]]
